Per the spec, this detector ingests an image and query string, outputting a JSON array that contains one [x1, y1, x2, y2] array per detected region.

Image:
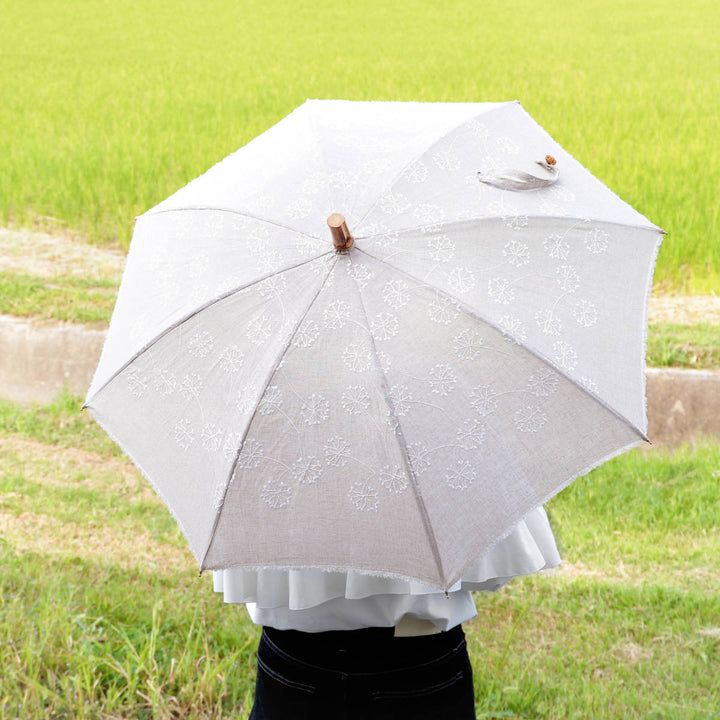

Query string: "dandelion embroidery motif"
[[173, 419, 195, 449], [580, 376, 599, 394], [292, 456, 323, 485], [324, 436, 351, 467], [573, 299, 598, 327], [404, 161, 428, 183], [180, 373, 203, 399], [457, 419, 487, 450], [380, 191, 410, 215], [347, 262, 373, 289], [382, 279, 410, 308], [294, 320, 320, 348], [341, 386, 371, 415], [585, 228, 609, 254], [498, 315, 527, 344], [528, 369, 560, 397], [349, 482, 379, 512], [212, 479, 228, 509], [503, 239, 530, 267], [446, 460, 476, 490], [286, 197, 312, 220], [188, 331, 214, 358], [514, 406, 547, 433], [246, 316, 273, 345], [495, 136, 520, 155], [556, 265, 580, 293], [371, 312, 399, 340], [127, 369, 148, 398], [200, 423, 222, 452], [470, 385, 499, 416], [342, 344, 371, 373], [300, 394, 329, 425], [152, 369, 176, 395], [262, 480, 292, 509], [323, 300, 350, 330], [448, 267, 476, 294], [428, 235, 455, 263], [553, 341, 578, 371], [543, 233, 570, 260], [407, 442, 431, 475], [222, 432, 242, 460], [432, 149, 460, 171], [535, 309, 561, 336], [413, 203, 445, 225], [429, 364, 457, 396], [453, 329, 483, 360], [379, 466, 408, 494], [488, 277, 515, 305], [258, 275, 287, 299], [219, 346, 245, 374], [389, 385, 413, 416], [258, 386, 283, 416], [428, 296, 459, 325], [469, 121, 490, 139], [238, 439, 263, 468], [236, 385, 259, 413]]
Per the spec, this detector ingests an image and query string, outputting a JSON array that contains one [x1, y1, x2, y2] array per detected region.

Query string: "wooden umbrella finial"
[[327, 213, 354, 252]]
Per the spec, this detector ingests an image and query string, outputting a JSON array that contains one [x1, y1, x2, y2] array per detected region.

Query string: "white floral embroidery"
[[180, 373, 203, 399], [543, 233, 570, 260], [453, 329, 483, 360], [294, 320, 320, 348], [324, 436, 351, 467], [246, 316, 273, 345], [428, 296, 459, 325], [200, 423, 222, 451], [300, 394, 329, 425], [292, 456, 323, 485], [470, 385, 498, 416], [414, 203, 445, 225], [556, 265, 580, 293], [579, 376, 599, 394], [262, 480, 292, 509], [429, 364, 457, 395], [553, 341, 578, 371], [188, 331, 214, 358], [585, 228, 609, 254], [349, 482, 379, 512], [379, 466, 408, 493], [389, 385, 413, 416], [403, 161, 428, 183], [295, 233, 325, 256], [428, 235, 455, 263], [495, 136, 520, 155], [329, 170, 357, 191], [446, 460, 476, 490], [236, 385, 258, 413], [219, 346, 245, 373], [535, 309, 561, 336], [342, 344, 371, 372], [238, 439, 263, 468], [258, 275, 287, 299], [222, 432, 242, 460], [448, 267, 476, 294], [528, 369, 560, 397], [514, 406, 548, 433], [432, 149, 460, 171], [341, 386, 371, 414], [498, 315, 527, 344], [407, 442, 431, 475], [246, 225, 271, 253], [503, 239, 530, 267], [212, 479, 228, 509], [258, 386, 283, 415], [380, 191, 410, 215], [323, 300, 350, 330], [469, 121, 490, 139], [371, 312, 399, 340], [573, 299, 598, 327], [457, 419, 487, 450], [382, 279, 410, 308], [348, 262, 373, 289], [286, 197, 312, 219], [488, 277, 515, 305], [173, 419, 195, 449]]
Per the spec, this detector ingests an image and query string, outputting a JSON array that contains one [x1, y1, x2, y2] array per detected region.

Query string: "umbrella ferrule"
[[327, 213, 354, 252]]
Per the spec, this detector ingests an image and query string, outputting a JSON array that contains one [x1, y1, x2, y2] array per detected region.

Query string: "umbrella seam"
[[353, 245, 650, 444], [347, 253, 449, 591], [199, 254, 340, 572], [84, 251, 334, 405]]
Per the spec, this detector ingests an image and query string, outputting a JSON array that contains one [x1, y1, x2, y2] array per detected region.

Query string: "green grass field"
[[1, 0, 719, 291], [1, 393, 719, 718]]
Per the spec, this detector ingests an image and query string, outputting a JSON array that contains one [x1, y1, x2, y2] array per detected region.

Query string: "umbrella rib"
[[347, 254, 449, 590], [84, 251, 334, 405], [143, 205, 324, 240], [353, 245, 650, 444], [199, 254, 340, 572]]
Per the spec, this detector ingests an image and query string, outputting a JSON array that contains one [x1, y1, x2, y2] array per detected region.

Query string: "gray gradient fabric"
[[85, 100, 663, 590]]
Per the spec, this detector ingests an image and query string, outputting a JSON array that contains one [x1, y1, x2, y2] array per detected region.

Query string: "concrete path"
[[1, 314, 718, 448]]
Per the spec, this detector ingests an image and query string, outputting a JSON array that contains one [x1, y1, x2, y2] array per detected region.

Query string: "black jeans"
[[248, 625, 476, 720]]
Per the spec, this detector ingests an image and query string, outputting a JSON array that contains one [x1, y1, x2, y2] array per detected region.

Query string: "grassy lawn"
[[1, 393, 719, 718], [1, 0, 719, 292]]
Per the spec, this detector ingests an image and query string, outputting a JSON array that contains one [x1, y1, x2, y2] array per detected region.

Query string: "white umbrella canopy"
[[85, 100, 663, 591]]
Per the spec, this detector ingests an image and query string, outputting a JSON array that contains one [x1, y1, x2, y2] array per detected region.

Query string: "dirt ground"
[[1, 227, 718, 325]]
